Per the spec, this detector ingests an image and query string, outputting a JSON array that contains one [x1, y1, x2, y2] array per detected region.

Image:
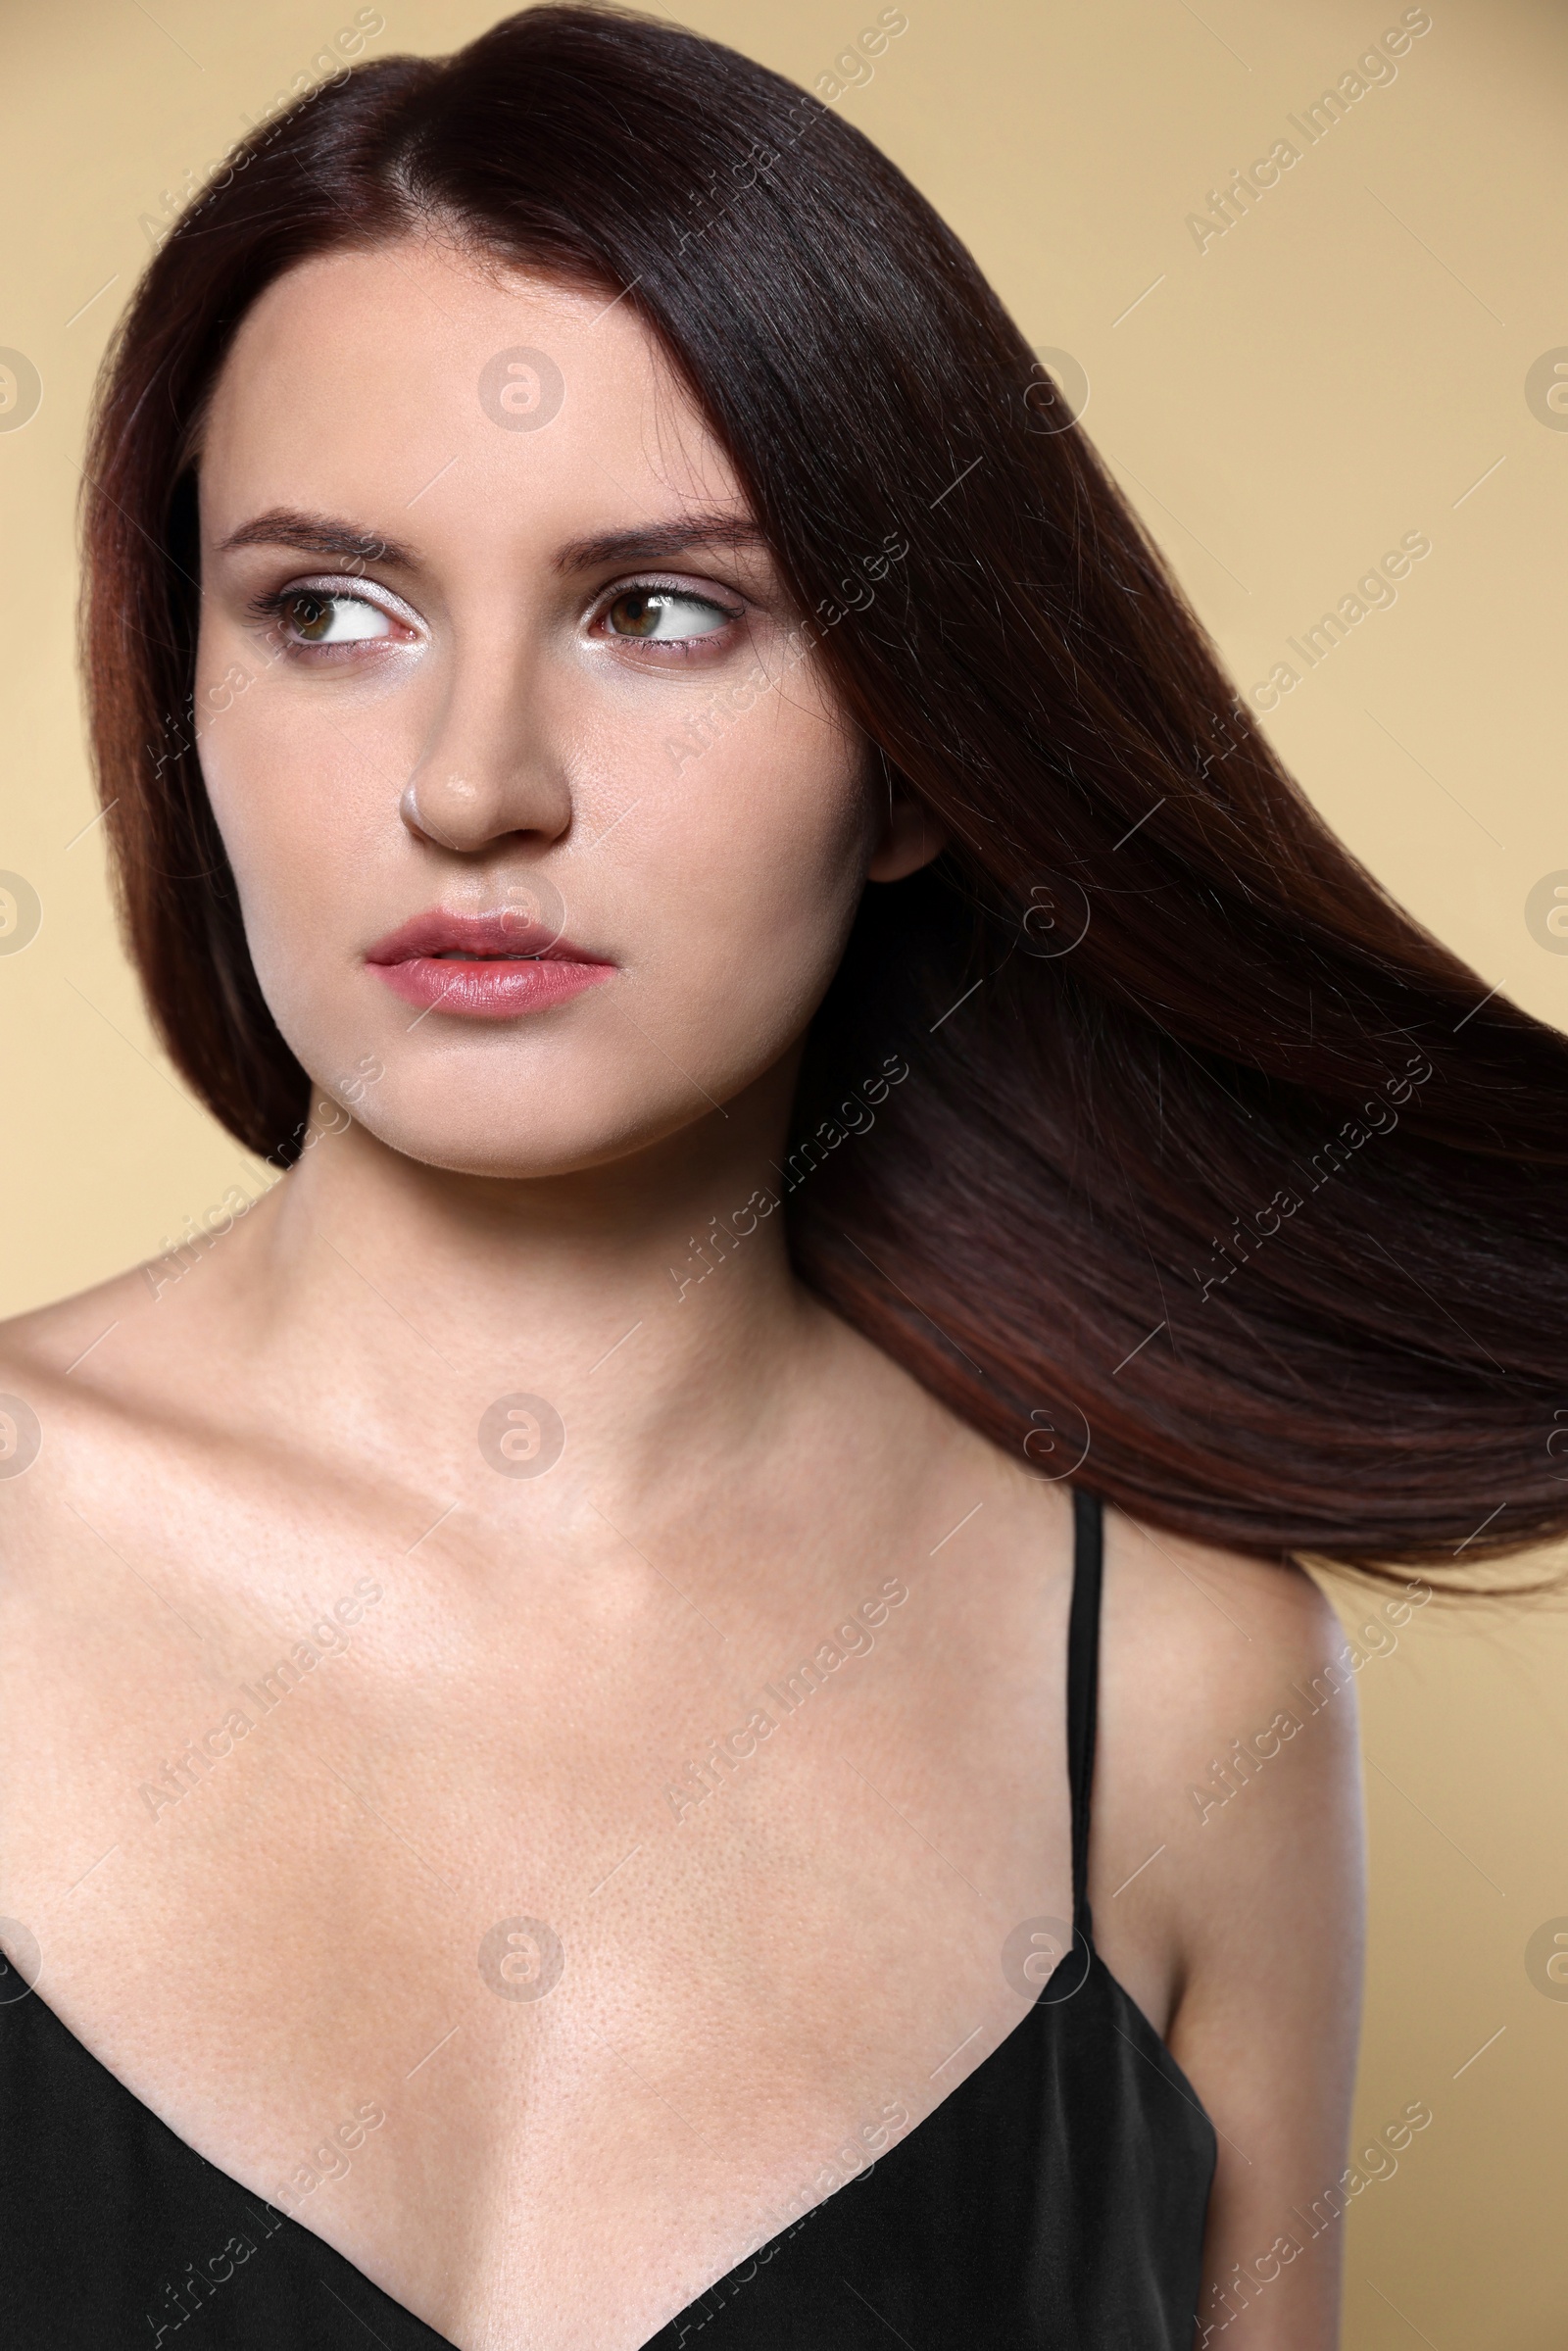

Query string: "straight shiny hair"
[[80, 2, 1568, 1571]]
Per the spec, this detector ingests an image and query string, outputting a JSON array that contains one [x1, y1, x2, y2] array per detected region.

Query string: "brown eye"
[[280, 592, 392, 645], [606, 587, 729, 642], [608, 589, 662, 637], [287, 593, 333, 641]]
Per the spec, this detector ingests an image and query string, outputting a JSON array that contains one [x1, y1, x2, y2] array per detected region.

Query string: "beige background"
[[2, 0, 1565, 2340]]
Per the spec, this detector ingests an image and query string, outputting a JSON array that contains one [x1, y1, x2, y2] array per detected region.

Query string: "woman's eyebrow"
[[213, 508, 770, 575], [214, 509, 416, 567], [553, 516, 768, 572]]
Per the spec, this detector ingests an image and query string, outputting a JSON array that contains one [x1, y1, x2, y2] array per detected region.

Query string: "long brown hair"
[[80, 3, 1568, 1571]]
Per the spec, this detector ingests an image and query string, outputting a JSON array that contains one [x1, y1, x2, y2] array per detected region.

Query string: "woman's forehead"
[[200, 236, 745, 533]]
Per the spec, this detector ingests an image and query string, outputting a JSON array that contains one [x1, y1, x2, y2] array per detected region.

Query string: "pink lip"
[[366, 910, 615, 1021]]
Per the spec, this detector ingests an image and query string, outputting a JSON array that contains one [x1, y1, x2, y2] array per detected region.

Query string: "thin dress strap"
[[1066, 1486, 1104, 1943]]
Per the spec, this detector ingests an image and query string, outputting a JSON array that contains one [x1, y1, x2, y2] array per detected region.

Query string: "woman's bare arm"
[[1095, 1515, 1367, 2349]]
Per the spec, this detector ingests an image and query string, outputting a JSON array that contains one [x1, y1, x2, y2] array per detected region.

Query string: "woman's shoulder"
[[0, 1259, 215, 1592], [1102, 1504, 1348, 1731], [1098, 1503, 1360, 1853], [0, 1263, 167, 1447], [1094, 1500, 1365, 2012]]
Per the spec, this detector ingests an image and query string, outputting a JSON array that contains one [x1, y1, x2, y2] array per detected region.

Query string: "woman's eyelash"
[[245, 582, 398, 625], [239, 575, 744, 641], [600, 578, 743, 622]]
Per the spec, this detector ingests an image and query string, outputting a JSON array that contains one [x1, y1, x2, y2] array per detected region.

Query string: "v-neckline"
[[18, 1938, 1111, 2351]]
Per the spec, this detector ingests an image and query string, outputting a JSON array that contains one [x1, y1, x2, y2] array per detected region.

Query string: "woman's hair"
[[80, 3, 1568, 1572]]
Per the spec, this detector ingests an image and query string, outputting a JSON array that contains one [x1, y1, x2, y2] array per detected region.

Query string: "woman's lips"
[[366, 910, 615, 1022]]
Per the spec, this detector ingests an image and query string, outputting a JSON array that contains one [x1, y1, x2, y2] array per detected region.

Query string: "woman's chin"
[[336, 1094, 708, 1187]]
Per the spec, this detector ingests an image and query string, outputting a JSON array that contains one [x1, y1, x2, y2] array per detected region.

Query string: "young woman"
[[1, 8, 1562, 2347]]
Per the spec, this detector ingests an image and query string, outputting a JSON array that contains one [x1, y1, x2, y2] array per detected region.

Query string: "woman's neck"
[[190, 1071, 830, 1527]]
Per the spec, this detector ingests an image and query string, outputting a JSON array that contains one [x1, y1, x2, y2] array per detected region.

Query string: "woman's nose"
[[399, 653, 575, 854]]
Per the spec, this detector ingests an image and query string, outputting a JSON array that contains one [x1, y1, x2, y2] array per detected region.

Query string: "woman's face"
[[194, 237, 935, 1179]]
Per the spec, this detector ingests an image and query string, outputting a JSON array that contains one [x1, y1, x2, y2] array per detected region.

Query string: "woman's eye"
[[605, 588, 731, 642], [283, 591, 393, 644]]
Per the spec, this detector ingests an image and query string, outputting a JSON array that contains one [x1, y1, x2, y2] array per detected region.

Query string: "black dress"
[[0, 1488, 1215, 2346]]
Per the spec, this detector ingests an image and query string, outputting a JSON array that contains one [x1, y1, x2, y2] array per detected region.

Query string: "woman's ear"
[[866, 767, 947, 883]]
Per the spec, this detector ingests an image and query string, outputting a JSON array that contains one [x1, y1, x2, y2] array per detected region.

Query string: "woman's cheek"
[[661, 728, 869, 1038], [197, 666, 400, 1023]]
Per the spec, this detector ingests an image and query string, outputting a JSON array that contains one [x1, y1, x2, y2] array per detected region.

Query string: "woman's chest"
[[1, 1485, 1074, 2346]]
